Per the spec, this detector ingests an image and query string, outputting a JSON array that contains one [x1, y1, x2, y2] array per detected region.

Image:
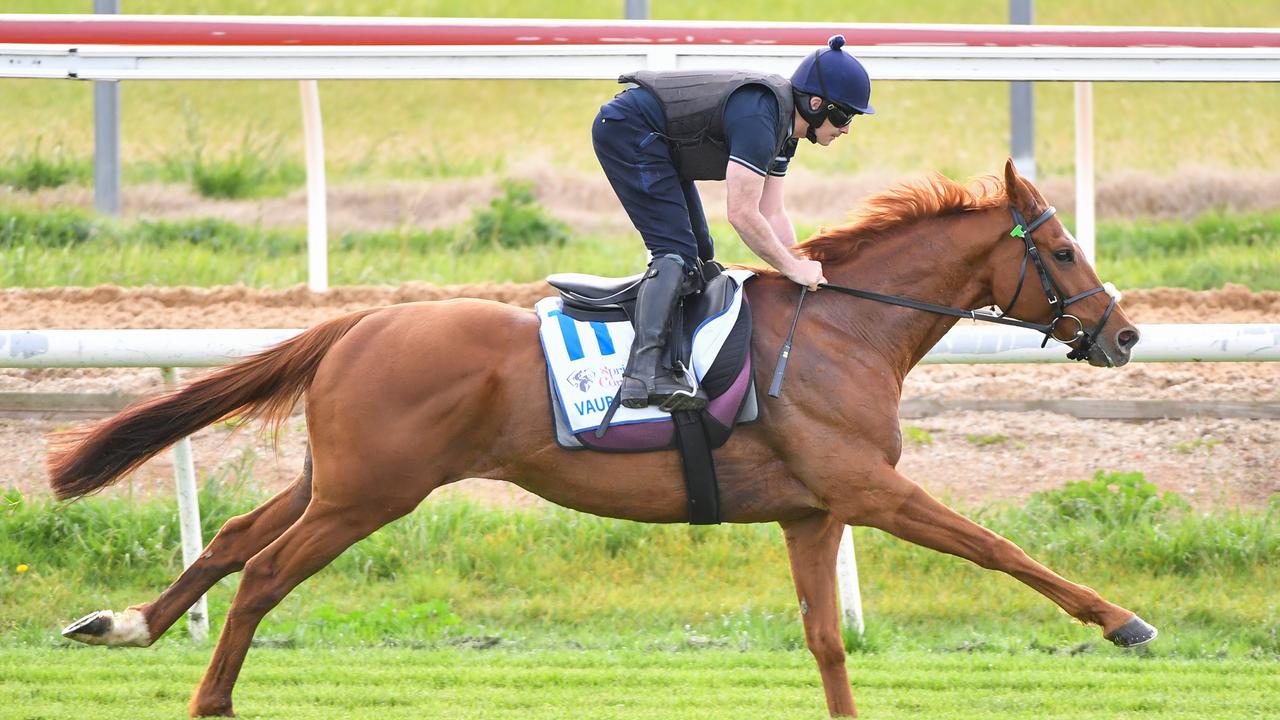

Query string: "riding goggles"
[[825, 102, 860, 128]]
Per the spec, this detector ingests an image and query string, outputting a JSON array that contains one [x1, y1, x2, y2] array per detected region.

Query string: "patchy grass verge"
[[2, 646, 1277, 720], [1, 205, 1278, 290]]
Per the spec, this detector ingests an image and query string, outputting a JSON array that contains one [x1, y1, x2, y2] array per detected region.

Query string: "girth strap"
[[672, 410, 721, 525]]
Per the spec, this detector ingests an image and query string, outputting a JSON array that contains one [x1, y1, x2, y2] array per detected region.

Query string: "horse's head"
[[991, 159, 1140, 367]]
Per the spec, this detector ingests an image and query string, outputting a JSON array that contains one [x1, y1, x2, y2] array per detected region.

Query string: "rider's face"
[[804, 96, 854, 146], [813, 117, 851, 146]]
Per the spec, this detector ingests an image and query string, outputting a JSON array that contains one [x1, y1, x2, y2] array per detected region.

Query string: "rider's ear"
[[810, 95, 823, 112]]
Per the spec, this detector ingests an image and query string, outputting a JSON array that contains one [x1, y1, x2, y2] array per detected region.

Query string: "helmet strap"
[[793, 90, 827, 144]]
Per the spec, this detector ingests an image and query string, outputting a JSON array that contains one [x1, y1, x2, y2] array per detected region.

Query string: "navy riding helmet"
[[790, 34, 874, 140]]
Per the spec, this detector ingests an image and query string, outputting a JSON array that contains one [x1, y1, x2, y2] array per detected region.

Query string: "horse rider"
[[592, 34, 874, 412]]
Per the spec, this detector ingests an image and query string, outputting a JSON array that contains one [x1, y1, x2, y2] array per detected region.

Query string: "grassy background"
[[1, 2, 1278, 180], [4, 203, 1279, 289], [3, 647, 1278, 719], [3, 473, 1277, 656], [2, 472, 1277, 717]]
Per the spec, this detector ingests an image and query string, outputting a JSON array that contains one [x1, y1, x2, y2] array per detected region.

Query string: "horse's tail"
[[47, 308, 380, 501]]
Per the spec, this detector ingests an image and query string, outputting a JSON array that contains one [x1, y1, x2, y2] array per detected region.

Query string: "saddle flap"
[[678, 271, 738, 370]]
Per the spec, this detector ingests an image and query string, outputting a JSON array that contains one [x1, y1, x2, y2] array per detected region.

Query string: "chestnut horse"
[[49, 161, 1154, 718]]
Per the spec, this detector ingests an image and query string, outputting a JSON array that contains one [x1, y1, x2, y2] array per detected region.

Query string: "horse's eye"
[[1053, 249, 1074, 263]]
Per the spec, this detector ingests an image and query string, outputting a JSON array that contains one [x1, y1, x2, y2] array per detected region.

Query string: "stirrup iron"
[[658, 362, 706, 412]]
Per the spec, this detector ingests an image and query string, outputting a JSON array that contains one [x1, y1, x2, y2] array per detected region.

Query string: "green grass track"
[[3, 646, 1277, 719]]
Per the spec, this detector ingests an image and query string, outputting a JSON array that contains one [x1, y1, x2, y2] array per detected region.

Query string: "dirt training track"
[[1, 282, 1277, 509]]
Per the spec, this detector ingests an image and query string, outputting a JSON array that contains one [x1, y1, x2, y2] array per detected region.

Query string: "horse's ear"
[[1003, 157, 1039, 213], [1004, 157, 1019, 186]]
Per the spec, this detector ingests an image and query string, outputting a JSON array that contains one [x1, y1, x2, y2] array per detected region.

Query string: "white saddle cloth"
[[536, 268, 754, 434]]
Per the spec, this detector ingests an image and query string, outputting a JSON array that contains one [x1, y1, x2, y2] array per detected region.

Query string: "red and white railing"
[[3, 16, 1279, 290]]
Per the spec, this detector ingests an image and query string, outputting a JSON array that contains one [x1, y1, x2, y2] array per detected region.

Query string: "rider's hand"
[[784, 258, 826, 292]]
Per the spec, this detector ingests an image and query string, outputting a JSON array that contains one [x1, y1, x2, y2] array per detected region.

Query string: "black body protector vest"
[[618, 70, 795, 182]]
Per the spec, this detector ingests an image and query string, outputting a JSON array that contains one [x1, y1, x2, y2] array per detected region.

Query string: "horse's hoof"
[[189, 694, 235, 717], [189, 705, 235, 718], [190, 705, 235, 718], [1105, 615, 1158, 648], [61, 608, 151, 647], [62, 611, 112, 641]]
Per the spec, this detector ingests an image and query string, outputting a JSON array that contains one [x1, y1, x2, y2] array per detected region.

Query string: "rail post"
[[160, 367, 209, 643], [1074, 81, 1097, 265], [836, 526, 865, 638], [91, 0, 120, 215], [300, 80, 329, 293]]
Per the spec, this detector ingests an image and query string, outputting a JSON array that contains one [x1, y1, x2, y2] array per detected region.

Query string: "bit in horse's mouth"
[[1093, 343, 1120, 368]]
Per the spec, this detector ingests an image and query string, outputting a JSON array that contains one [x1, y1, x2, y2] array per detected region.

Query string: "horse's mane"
[[798, 174, 1007, 264]]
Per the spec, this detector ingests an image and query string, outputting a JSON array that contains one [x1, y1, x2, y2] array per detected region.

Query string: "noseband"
[[818, 205, 1117, 361]]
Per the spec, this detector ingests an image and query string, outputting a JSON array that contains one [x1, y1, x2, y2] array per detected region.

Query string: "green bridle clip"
[[1009, 224, 1026, 238]]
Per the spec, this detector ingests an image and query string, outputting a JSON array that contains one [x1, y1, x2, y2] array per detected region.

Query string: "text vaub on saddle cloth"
[[535, 269, 753, 434]]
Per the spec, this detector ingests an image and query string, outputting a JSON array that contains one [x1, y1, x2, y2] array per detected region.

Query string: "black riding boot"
[[619, 255, 706, 411]]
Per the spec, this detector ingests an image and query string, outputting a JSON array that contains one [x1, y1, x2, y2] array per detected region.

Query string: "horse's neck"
[[824, 210, 1001, 378]]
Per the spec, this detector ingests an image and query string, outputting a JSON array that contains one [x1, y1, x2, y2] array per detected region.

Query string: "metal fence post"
[[1010, 0, 1036, 182], [93, 0, 121, 215], [624, 0, 649, 20]]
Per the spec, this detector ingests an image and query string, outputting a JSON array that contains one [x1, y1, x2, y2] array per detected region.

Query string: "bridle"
[[818, 205, 1118, 360], [998, 205, 1118, 360], [768, 204, 1120, 396]]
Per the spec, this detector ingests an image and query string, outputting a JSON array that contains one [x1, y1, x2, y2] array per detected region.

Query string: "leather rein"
[[820, 206, 1118, 360], [768, 205, 1118, 397]]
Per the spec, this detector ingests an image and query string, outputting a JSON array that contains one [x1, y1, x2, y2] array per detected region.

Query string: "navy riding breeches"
[[591, 96, 713, 267]]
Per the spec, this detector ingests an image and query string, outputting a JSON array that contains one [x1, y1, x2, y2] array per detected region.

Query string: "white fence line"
[[3, 324, 1278, 368], [0, 329, 297, 367], [5, 42, 1280, 82], [929, 324, 1280, 363]]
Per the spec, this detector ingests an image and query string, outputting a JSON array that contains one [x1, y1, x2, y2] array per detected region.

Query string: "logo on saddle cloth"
[[535, 269, 758, 451]]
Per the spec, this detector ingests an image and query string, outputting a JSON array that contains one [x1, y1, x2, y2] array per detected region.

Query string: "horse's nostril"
[[1117, 328, 1139, 349]]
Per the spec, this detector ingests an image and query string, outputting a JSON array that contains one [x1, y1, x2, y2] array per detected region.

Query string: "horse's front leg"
[[781, 512, 857, 718], [834, 464, 1157, 647]]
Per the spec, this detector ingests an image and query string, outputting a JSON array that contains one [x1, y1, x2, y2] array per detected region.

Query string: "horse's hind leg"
[[781, 512, 857, 718], [63, 461, 313, 648], [187, 491, 415, 717], [841, 464, 1156, 646]]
